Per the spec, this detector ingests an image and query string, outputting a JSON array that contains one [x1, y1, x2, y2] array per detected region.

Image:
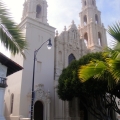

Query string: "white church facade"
[[4, 0, 108, 120]]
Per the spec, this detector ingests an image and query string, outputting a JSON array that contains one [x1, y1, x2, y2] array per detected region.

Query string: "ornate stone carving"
[[34, 84, 51, 102], [35, 84, 44, 100], [35, 84, 51, 120]]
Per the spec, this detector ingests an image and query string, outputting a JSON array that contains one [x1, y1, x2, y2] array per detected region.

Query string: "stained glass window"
[[68, 54, 76, 65]]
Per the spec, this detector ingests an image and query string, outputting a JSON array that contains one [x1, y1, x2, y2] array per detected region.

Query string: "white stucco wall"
[[0, 63, 7, 120], [4, 16, 55, 120], [4, 54, 23, 120], [0, 88, 6, 120], [19, 17, 55, 119]]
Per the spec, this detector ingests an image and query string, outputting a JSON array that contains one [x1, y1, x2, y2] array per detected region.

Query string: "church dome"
[[68, 20, 77, 30]]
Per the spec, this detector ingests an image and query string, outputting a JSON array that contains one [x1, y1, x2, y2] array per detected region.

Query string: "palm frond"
[[114, 42, 120, 51], [103, 49, 120, 60], [0, 0, 27, 57], [78, 60, 107, 82], [108, 22, 120, 50], [106, 58, 120, 83]]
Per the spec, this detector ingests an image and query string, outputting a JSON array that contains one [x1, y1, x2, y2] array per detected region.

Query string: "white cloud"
[[47, 0, 81, 32], [0, 43, 10, 57]]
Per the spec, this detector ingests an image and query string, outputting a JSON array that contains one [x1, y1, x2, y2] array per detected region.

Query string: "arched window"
[[36, 5, 41, 18], [58, 51, 62, 62], [92, 0, 95, 5], [84, 32, 88, 46], [68, 54, 76, 65], [10, 94, 14, 114], [98, 32, 102, 46], [84, 15, 87, 26], [72, 31, 76, 39], [84, 1, 87, 6], [95, 14, 98, 24]]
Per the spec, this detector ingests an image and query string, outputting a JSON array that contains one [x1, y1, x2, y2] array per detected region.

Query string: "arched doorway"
[[34, 101, 43, 120]]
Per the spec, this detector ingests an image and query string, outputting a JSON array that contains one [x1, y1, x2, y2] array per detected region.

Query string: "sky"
[[0, 0, 120, 56]]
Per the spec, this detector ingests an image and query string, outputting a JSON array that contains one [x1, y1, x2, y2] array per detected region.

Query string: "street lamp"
[[30, 38, 52, 120]]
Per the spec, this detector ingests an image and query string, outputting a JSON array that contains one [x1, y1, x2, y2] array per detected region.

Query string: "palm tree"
[[78, 22, 120, 89], [0, 0, 27, 58]]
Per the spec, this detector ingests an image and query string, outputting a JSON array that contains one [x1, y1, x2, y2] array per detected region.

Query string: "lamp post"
[[30, 38, 52, 120]]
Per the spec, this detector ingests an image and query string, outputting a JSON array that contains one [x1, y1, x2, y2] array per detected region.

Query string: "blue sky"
[[3, 0, 119, 30], [97, 0, 120, 26], [0, 0, 120, 56], [47, 0, 120, 31]]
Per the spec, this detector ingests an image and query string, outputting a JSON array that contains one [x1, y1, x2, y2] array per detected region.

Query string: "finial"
[[72, 20, 74, 24], [64, 26, 66, 31], [56, 30, 58, 36], [48, 89, 50, 93], [78, 25, 80, 30], [47, 89, 50, 98]]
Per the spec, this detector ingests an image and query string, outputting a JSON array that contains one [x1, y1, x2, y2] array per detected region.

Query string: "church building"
[[4, 0, 107, 120]]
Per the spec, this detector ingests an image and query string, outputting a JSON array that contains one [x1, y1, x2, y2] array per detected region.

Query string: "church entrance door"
[[34, 101, 43, 120]]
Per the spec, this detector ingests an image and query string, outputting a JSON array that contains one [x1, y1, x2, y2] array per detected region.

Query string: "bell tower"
[[80, 0, 107, 52], [22, 0, 48, 24], [14, 0, 56, 118]]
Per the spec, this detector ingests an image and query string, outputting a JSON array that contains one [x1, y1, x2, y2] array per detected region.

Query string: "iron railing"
[[0, 77, 7, 88]]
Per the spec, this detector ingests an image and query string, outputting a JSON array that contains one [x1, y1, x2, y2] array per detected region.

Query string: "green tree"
[[0, 0, 27, 57], [58, 52, 104, 100], [78, 22, 120, 89], [58, 52, 120, 120]]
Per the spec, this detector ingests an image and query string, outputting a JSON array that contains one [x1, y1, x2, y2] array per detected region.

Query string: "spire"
[[21, 0, 48, 24], [72, 20, 74, 24], [64, 26, 67, 31]]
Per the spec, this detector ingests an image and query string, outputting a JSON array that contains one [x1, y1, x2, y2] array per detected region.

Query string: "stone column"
[[0, 88, 5, 120], [46, 90, 51, 120], [75, 98, 80, 120], [47, 99, 50, 120], [65, 101, 70, 120]]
